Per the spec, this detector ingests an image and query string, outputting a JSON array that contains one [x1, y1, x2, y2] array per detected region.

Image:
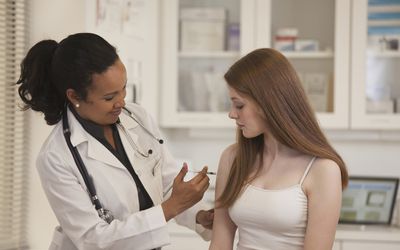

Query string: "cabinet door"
[[160, 0, 350, 129], [351, 0, 400, 129], [343, 241, 400, 250], [160, 0, 269, 128], [267, 0, 351, 129]]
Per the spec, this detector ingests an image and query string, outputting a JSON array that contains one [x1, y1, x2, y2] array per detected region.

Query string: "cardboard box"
[[180, 8, 226, 51]]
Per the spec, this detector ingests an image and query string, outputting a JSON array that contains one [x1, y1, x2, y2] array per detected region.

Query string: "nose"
[[114, 96, 125, 109], [228, 108, 237, 120]]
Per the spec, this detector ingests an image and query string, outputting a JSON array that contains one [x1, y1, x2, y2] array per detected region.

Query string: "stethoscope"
[[118, 107, 163, 157], [62, 106, 164, 223]]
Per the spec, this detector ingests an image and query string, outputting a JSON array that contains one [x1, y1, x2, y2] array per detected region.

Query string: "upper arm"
[[209, 145, 237, 250], [303, 158, 342, 250]]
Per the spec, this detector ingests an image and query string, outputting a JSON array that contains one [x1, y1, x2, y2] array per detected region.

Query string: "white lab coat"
[[37, 103, 210, 250]]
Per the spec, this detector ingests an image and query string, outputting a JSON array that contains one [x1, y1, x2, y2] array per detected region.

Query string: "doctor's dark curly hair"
[[16, 33, 118, 125]]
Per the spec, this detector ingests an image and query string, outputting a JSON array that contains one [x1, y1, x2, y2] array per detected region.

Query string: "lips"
[[111, 109, 122, 116]]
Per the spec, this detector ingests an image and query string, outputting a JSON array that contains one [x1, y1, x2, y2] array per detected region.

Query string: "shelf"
[[367, 50, 400, 58], [368, 5, 400, 13], [368, 20, 400, 27], [281, 51, 334, 59], [179, 50, 240, 58]]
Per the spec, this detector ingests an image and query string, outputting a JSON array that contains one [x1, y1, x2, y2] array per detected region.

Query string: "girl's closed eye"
[[232, 102, 244, 110], [236, 105, 244, 110]]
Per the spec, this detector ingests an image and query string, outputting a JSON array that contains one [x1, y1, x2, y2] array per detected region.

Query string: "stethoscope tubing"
[[62, 105, 164, 222]]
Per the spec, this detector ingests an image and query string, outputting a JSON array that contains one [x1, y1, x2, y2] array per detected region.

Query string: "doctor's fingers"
[[189, 166, 209, 184], [175, 163, 189, 182], [197, 175, 210, 194]]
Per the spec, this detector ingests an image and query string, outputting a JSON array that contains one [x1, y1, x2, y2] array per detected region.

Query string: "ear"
[[65, 89, 80, 105]]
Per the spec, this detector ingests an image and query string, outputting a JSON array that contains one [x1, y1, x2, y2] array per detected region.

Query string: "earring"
[[75, 103, 80, 108]]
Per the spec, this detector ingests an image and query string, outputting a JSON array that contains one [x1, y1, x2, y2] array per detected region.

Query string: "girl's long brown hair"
[[218, 48, 348, 208]]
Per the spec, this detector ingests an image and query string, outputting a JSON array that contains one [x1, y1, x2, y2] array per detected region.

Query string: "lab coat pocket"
[[151, 158, 163, 202], [140, 157, 163, 204]]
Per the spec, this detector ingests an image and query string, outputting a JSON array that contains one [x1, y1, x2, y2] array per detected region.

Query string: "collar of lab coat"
[[67, 108, 140, 170]]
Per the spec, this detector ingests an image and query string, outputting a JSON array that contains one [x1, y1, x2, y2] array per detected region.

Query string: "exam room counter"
[[334, 224, 400, 250], [163, 221, 400, 250]]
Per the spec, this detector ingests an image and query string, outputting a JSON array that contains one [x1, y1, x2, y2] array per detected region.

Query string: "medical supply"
[[227, 23, 240, 51], [274, 28, 298, 51], [189, 170, 217, 175], [180, 8, 226, 51], [295, 39, 319, 51]]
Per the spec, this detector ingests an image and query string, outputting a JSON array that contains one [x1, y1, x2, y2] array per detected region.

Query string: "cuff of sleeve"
[[194, 223, 212, 241], [144, 205, 168, 229], [145, 205, 171, 247]]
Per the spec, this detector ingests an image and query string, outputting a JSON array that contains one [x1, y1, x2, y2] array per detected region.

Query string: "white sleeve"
[[37, 150, 171, 250]]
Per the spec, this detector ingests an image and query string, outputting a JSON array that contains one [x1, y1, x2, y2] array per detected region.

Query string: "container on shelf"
[[180, 8, 226, 51]]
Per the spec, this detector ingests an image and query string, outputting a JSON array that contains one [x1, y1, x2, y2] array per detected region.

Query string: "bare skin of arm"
[[303, 158, 342, 250], [209, 146, 237, 250]]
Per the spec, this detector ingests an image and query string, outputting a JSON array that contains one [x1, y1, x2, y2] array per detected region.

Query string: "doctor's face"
[[228, 86, 267, 138], [75, 59, 127, 126]]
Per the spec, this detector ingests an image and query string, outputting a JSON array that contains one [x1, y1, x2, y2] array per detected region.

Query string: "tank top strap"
[[299, 156, 316, 185]]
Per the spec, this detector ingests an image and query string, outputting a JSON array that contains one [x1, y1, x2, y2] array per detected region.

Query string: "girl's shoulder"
[[220, 144, 237, 164], [304, 157, 342, 193], [217, 144, 237, 176]]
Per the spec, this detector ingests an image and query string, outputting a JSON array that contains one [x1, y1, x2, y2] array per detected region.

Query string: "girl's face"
[[73, 59, 127, 126], [228, 86, 267, 138]]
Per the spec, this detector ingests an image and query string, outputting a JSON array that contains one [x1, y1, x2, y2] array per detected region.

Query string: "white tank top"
[[229, 157, 316, 250]]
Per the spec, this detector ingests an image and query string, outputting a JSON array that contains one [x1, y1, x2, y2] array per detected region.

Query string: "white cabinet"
[[160, 0, 351, 129], [268, 0, 350, 129], [160, 0, 268, 128], [351, 0, 400, 129], [164, 223, 400, 250], [335, 225, 400, 250], [342, 242, 400, 250]]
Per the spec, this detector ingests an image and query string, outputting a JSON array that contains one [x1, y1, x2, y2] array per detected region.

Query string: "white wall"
[[26, 1, 400, 250], [27, 1, 86, 249]]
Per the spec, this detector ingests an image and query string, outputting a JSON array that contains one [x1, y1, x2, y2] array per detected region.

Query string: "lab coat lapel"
[[118, 109, 141, 164], [119, 109, 163, 203], [118, 113, 142, 171], [86, 136, 126, 170], [68, 109, 126, 170]]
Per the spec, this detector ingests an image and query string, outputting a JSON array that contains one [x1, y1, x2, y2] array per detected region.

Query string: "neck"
[[263, 133, 297, 158]]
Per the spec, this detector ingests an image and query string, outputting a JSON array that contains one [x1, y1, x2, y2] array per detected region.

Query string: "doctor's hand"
[[162, 163, 210, 221], [196, 208, 214, 229]]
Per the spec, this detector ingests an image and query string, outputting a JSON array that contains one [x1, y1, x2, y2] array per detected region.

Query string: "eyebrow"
[[103, 83, 127, 97]]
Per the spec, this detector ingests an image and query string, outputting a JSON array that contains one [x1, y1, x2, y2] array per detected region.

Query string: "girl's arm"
[[209, 145, 238, 250], [303, 158, 343, 250]]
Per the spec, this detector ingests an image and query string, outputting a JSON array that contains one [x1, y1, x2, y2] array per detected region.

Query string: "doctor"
[[16, 33, 213, 250]]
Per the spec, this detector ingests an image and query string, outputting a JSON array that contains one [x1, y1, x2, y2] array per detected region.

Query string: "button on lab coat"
[[37, 103, 210, 250]]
